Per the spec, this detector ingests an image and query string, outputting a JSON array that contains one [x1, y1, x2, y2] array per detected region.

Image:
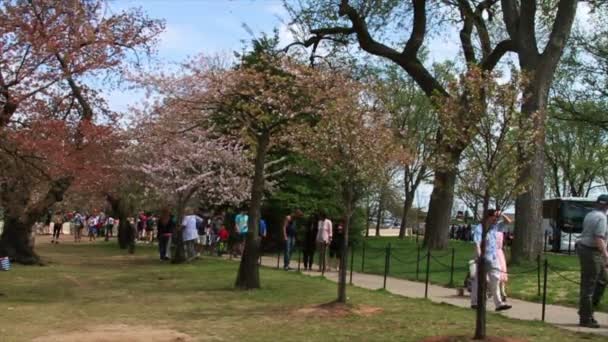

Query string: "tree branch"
[[480, 40, 516, 71], [541, 0, 578, 67]]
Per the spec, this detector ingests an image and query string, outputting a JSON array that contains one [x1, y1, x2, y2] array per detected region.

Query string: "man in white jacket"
[[316, 211, 332, 272]]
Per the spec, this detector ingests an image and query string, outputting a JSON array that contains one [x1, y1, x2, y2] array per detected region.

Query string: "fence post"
[[568, 233, 573, 255], [542, 259, 548, 322], [297, 248, 301, 272], [416, 244, 421, 281], [349, 245, 355, 285], [383, 243, 391, 289], [537, 254, 541, 297], [361, 241, 366, 273], [424, 249, 431, 299], [449, 247, 455, 287], [544, 231, 548, 253]]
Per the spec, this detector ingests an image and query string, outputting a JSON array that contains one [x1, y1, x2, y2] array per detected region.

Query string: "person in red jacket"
[[217, 225, 229, 256]]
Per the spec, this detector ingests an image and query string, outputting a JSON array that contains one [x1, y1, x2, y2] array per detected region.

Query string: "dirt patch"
[[32, 324, 193, 342], [63, 274, 87, 288], [420, 336, 527, 342], [295, 302, 383, 318]]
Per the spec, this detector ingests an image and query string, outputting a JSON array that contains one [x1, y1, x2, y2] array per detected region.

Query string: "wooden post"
[[542, 259, 549, 321], [424, 249, 431, 299], [449, 247, 455, 287], [349, 245, 355, 285]]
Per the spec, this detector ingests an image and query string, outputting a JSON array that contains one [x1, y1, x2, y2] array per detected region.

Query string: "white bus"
[[542, 197, 596, 253]]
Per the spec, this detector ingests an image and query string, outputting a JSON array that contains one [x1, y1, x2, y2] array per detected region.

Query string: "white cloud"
[[158, 24, 204, 55], [278, 23, 296, 45]]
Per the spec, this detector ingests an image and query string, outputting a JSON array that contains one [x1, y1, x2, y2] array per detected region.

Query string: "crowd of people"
[[42, 210, 118, 244], [142, 207, 348, 272], [281, 210, 345, 272], [449, 224, 473, 241], [41, 206, 350, 274]]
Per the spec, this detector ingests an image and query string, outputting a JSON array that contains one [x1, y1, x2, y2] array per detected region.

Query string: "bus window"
[[560, 201, 595, 234]]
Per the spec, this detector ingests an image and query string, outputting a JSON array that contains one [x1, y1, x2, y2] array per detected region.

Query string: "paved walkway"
[[258, 256, 608, 337]]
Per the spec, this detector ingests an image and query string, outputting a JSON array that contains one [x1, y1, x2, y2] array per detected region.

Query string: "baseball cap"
[[597, 194, 608, 204]]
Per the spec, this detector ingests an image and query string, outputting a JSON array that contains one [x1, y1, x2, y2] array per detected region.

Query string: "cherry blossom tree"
[[129, 98, 251, 262], [207, 51, 344, 288], [0, 115, 121, 263], [0, 0, 163, 264], [297, 77, 407, 303], [137, 35, 347, 287]]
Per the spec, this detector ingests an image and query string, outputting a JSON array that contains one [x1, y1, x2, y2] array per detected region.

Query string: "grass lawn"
[[346, 237, 604, 312], [0, 239, 603, 342]]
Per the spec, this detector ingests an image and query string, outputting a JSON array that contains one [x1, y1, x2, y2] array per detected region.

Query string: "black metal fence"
[[267, 240, 584, 322]]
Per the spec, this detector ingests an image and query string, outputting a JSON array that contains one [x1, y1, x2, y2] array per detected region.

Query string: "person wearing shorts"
[[88, 215, 98, 241]]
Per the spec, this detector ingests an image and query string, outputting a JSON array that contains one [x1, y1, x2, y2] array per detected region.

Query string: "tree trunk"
[[235, 133, 269, 290], [0, 176, 72, 264], [512, 88, 546, 264], [399, 191, 415, 239], [423, 152, 460, 249], [338, 184, 354, 303], [474, 193, 491, 340], [508, 0, 577, 264], [172, 197, 189, 264], [0, 215, 39, 264], [375, 190, 384, 237], [107, 194, 135, 253]]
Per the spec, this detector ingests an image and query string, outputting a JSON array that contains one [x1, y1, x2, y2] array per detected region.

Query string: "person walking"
[[303, 214, 318, 271], [145, 213, 155, 243], [282, 209, 302, 270], [87, 214, 98, 242], [330, 222, 344, 271], [181, 209, 202, 261], [105, 216, 115, 242], [72, 212, 84, 242], [156, 209, 174, 261], [51, 211, 63, 244], [316, 212, 332, 272], [234, 209, 248, 257], [470, 209, 512, 312], [577, 194, 608, 328]]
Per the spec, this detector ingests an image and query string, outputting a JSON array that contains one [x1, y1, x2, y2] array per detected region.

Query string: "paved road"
[[259, 256, 608, 337]]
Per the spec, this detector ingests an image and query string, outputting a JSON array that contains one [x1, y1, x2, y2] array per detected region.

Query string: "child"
[[217, 225, 229, 256]]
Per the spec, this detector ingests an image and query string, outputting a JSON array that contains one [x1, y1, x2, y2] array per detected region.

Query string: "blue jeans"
[[284, 236, 296, 268]]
